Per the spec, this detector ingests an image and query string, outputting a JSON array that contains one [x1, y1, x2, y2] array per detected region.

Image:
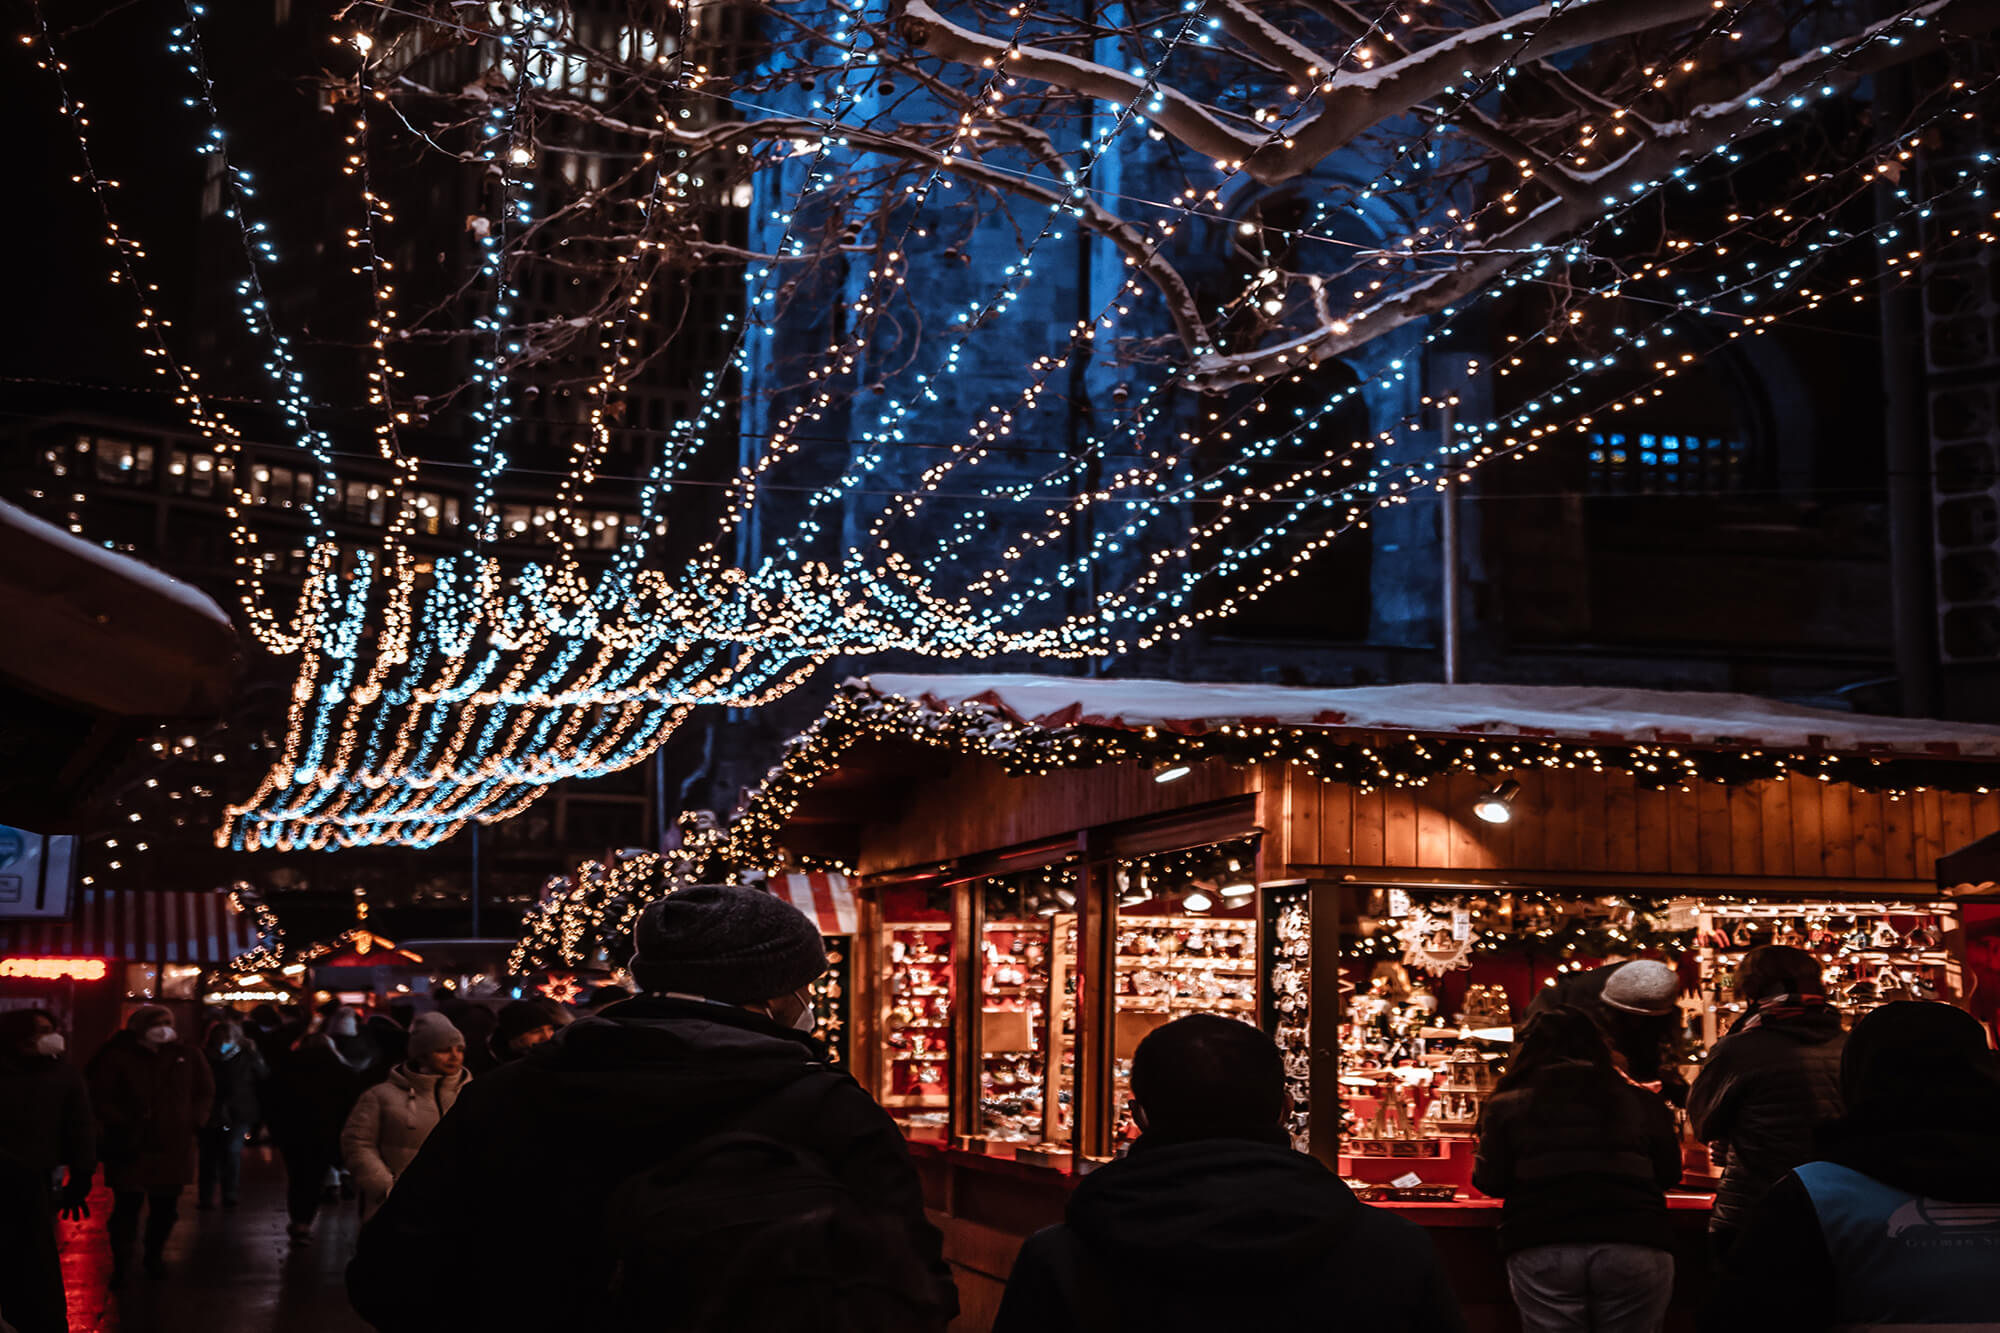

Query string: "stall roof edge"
[[846, 673, 2000, 759]]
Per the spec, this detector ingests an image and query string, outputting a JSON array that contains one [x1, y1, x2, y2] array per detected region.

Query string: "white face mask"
[[788, 988, 816, 1033], [144, 1025, 177, 1047], [35, 1033, 65, 1058]]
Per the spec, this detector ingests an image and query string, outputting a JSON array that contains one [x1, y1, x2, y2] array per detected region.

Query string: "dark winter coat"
[[204, 1044, 269, 1130], [346, 995, 956, 1333], [86, 1032, 214, 1191], [0, 1050, 95, 1179], [1702, 1045, 2000, 1332], [992, 1134, 1466, 1333], [1473, 1058, 1684, 1255], [267, 1039, 367, 1155], [1687, 1004, 1845, 1232]]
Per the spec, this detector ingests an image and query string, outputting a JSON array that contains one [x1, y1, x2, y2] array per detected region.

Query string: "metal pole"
[[1874, 54, 1937, 718], [1439, 398, 1461, 685], [469, 820, 482, 939], [653, 742, 669, 853]]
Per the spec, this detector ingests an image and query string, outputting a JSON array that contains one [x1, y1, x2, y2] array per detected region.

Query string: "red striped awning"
[[0, 889, 271, 965], [773, 873, 858, 935]]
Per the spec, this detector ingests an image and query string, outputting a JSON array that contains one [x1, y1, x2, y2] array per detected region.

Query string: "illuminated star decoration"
[[537, 971, 583, 1006]]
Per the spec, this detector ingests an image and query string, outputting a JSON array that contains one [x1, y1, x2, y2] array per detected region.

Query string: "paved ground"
[[57, 1147, 369, 1333]]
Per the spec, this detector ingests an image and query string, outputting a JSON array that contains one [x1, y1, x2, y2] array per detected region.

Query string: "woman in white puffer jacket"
[[341, 1011, 471, 1218]]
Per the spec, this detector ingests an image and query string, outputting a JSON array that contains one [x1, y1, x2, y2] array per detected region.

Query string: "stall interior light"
[[1053, 886, 1078, 909], [1218, 857, 1256, 900], [1153, 762, 1193, 784], [1473, 780, 1522, 825], [1183, 888, 1215, 913]]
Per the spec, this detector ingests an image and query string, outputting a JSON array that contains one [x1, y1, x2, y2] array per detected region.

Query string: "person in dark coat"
[[86, 1004, 213, 1283], [0, 1008, 94, 1333], [323, 1005, 386, 1084], [363, 1010, 410, 1076], [1704, 1001, 2000, 1332], [1474, 1006, 1684, 1333], [471, 999, 560, 1074], [994, 1014, 1464, 1333], [266, 1026, 366, 1244], [197, 1019, 268, 1209], [1526, 959, 1686, 1101], [1687, 944, 1845, 1260], [348, 884, 957, 1333]]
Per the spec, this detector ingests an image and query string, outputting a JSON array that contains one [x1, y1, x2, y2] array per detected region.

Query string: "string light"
[[24, 0, 1996, 850]]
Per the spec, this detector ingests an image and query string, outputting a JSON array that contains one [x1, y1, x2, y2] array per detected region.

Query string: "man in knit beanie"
[[350, 885, 955, 1333]]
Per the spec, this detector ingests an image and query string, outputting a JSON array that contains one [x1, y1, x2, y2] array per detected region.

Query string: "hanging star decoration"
[[537, 971, 583, 1006], [1395, 905, 1476, 977]]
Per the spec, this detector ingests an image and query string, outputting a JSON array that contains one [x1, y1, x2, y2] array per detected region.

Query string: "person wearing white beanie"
[[1527, 958, 1688, 1104], [340, 1012, 470, 1219]]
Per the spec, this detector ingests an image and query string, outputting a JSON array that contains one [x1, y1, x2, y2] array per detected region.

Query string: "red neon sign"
[[0, 958, 110, 982]]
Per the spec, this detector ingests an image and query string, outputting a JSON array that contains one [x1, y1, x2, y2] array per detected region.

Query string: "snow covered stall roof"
[[855, 674, 2000, 757]]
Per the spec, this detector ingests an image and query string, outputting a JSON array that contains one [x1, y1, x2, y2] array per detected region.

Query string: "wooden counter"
[[908, 1140, 1717, 1333]]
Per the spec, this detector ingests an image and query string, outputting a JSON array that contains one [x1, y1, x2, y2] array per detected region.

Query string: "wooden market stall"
[[0, 886, 278, 1057], [733, 674, 2000, 1333]]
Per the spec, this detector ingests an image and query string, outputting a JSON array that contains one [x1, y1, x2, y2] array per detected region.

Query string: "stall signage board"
[[1386, 888, 1412, 919], [0, 957, 108, 981], [0, 826, 75, 920]]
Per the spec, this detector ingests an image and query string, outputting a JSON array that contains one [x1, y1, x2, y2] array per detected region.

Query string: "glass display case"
[[881, 923, 952, 1134]]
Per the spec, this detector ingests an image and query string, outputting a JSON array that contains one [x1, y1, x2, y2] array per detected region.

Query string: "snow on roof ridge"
[[1, 498, 231, 630], [847, 672, 2000, 757]]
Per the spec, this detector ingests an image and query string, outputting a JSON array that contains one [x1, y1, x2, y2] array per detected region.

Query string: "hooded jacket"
[[204, 1042, 269, 1130], [992, 1135, 1465, 1333], [340, 1062, 471, 1216], [1687, 1001, 1845, 1232], [346, 995, 955, 1333], [1473, 1057, 1684, 1255], [86, 1030, 214, 1191]]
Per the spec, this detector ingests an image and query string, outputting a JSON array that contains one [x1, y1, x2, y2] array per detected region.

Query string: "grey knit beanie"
[[629, 884, 827, 1003], [407, 1010, 465, 1059], [1601, 960, 1681, 1016]]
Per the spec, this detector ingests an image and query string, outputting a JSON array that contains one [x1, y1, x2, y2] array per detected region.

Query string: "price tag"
[[1390, 1172, 1425, 1190], [1452, 909, 1472, 941], [1387, 888, 1412, 919]]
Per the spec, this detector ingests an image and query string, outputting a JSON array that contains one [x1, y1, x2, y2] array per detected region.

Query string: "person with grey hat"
[[1527, 958, 1688, 1105], [348, 884, 956, 1333], [1688, 944, 1846, 1262], [341, 1013, 472, 1220]]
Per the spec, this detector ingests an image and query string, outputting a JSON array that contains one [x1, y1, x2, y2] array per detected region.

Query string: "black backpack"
[[603, 1099, 946, 1333]]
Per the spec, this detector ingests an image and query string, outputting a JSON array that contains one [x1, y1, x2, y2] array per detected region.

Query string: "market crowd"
[[2, 895, 1998, 1333]]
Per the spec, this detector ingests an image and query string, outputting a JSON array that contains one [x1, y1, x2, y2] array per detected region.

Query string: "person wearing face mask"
[[340, 1012, 471, 1220], [86, 1005, 213, 1284], [197, 1020, 268, 1210], [349, 884, 955, 1333], [0, 1008, 95, 1333], [267, 1017, 368, 1244]]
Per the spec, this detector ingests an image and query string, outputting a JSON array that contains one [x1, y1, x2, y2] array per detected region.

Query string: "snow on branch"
[[1186, 0, 2000, 388]]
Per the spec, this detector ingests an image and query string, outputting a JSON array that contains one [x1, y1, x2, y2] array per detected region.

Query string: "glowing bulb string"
[[884, 0, 1778, 582], [22, 3, 308, 648], [917, 23, 2000, 617], [940, 77, 2000, 645]]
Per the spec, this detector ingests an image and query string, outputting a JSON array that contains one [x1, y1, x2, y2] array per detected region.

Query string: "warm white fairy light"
[[25, 0, 1994, 848]]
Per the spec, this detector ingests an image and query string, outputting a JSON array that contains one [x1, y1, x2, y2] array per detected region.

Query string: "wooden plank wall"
[[854, 755, 1257, 875], [1281, 768, 2000, 883], [843, 751, 2000, 886]]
